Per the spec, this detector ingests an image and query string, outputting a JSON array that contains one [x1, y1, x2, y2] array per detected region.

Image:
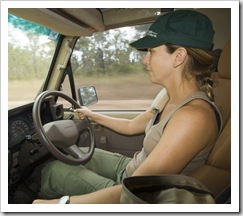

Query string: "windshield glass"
[[8, 14, 58, 110]]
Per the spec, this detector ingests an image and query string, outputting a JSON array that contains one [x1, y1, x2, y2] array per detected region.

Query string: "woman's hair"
[[164, 43, 215, 102]]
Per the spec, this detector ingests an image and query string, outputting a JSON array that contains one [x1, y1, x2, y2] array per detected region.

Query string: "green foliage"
[[71, 24, 150, 78], [8, 38, 55, 80], [8, 13, 58, 81]]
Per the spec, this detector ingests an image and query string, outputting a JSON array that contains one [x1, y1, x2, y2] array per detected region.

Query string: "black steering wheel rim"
[[32, 90, 95, 165]]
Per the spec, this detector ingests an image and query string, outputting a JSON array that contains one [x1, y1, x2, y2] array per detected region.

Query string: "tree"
[[8, 14, 56, 80], [71, 24, 150, 77]]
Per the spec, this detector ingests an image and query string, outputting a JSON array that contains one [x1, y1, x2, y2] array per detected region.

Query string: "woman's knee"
[[40, 161, 83, 198], [39, 160, 117, 198]]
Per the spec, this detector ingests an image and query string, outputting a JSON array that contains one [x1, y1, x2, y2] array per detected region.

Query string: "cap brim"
[[129, 35, 166, 51]]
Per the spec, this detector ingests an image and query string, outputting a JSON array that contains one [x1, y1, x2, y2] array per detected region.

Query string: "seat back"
[[212, 39, 231, 129], [188, 39, 231, 200]]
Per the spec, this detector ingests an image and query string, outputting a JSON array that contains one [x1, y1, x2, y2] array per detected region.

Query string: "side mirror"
[[77, 86, 98, 106]]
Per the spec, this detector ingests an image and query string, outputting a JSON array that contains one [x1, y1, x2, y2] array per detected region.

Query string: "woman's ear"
[[173, 48, 188, 68]]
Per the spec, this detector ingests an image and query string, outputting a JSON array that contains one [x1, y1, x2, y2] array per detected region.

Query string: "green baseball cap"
[[130, 10, 215, 51]]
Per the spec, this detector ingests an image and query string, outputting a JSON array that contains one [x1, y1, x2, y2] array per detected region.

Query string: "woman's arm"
[[132, 102, 218, 176], [75, 107, 153, 135], [33, 185, 122, 204]]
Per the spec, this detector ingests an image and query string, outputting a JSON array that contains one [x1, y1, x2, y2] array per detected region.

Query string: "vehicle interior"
[[5, 7, 235, 207]]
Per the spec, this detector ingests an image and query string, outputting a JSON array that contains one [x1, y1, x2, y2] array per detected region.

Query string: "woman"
[[33, 10, 222, 204]]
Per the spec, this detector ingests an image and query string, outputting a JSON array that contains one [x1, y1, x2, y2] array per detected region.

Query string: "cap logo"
[[147, 30, 157, 38]]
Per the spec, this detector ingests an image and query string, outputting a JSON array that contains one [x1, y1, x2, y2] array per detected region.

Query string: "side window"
[[70, 24, 161, 110]]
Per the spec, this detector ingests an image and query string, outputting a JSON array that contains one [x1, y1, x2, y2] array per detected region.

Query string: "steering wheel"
[[32, 90, 95, 165]]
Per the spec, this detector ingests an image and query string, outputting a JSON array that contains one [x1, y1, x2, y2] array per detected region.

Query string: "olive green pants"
[[40, 148, 132, 199]]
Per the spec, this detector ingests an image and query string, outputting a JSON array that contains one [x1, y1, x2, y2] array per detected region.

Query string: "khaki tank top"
[[124, 91, 222, 178]]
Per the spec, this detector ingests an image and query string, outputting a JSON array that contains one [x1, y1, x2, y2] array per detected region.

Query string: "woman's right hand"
[[74, 107, 93, 120]]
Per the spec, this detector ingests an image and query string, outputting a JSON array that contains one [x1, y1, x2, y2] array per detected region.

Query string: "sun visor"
[[102, 8, 174, 29], [8, 8, 105, 36]]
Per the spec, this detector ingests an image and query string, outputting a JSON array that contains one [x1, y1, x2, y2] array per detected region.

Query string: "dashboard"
[[8, 101, 59, 192], [8, 101, 56, 152], [8, 104, 35, 151]]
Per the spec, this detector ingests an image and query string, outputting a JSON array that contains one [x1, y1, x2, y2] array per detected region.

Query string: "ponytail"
[[165, 44, 215, 102]]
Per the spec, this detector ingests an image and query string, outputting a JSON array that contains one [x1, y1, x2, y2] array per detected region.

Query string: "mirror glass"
[[78, 86, 98, 106]]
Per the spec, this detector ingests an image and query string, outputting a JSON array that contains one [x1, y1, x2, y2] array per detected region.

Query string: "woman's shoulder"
[[177, 98, 215, 119], [171, 98, 218, 133]]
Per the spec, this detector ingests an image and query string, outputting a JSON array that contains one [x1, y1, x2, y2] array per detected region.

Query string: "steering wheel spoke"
[[64, 145, 88, 160]]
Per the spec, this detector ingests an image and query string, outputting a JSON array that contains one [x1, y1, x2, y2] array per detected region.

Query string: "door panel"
[[92, 122, 144, 157], [92, 111, 144, 157]]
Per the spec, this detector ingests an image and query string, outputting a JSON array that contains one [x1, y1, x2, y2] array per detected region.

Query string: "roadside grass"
[[73, 73, 161, 100], [8, 73, 162, 109]]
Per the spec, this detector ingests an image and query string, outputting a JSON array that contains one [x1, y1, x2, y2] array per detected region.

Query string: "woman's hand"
[[32, 185, 122, 204], [75, 107, 93, 120]]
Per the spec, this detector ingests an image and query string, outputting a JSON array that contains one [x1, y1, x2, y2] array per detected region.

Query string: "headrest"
[[217, 39, 231, 79]]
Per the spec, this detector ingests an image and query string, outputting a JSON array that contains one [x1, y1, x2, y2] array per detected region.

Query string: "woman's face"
[[143, 45, 174, 85]]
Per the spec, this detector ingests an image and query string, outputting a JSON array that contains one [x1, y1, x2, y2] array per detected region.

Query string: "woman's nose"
[[142, 52, 150, 65]]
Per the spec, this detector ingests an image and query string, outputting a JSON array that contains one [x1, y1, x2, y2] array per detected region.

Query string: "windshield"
[[8, 14, 58, 110]]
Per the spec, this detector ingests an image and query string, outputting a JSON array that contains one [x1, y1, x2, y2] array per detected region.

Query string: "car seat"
[[188, 39, 231, 203]]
